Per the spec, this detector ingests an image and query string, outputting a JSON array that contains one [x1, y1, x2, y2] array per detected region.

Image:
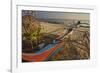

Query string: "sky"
[[22, 10, 90, 20]]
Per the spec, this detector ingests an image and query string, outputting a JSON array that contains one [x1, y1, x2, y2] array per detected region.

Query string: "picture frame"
[[11, 0, 97, 73]]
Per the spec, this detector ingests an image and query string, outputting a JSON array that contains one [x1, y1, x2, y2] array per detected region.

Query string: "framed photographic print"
[[11, 0, 97, 73]]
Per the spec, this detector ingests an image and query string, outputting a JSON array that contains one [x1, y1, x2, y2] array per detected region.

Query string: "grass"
[[50, 27, 90, 60]]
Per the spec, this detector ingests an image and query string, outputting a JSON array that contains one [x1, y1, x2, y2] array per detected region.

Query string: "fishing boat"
[[22, 22, 76, 62], [22, 30, 69, 62]]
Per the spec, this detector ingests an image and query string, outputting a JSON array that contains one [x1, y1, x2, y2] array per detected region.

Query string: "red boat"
[[22, 41, 64, 62]]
